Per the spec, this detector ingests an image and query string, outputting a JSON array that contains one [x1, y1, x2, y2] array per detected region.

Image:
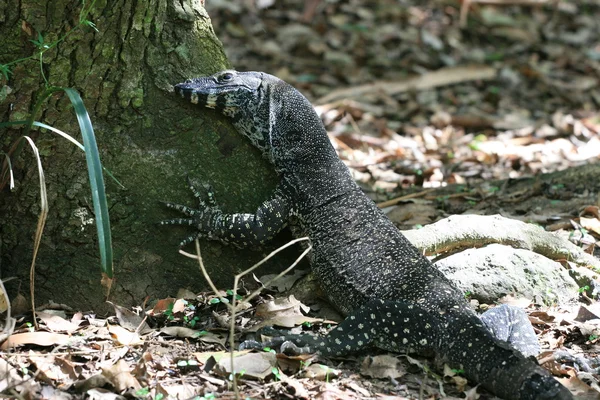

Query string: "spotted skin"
[[244, 300, 441, 356], [166, 70, 572, 399], [161, 179, 291, 248], [481, 304, 541, 357]]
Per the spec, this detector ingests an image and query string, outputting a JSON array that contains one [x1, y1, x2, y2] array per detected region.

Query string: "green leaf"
[[64, 88, 113, 278], [83, 20, 99, 32], [0, 64, 11, 80]]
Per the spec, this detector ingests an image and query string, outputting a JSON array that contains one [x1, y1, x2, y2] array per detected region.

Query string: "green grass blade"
[[63, 88, 113, 278], [1, 120, 124, 189]]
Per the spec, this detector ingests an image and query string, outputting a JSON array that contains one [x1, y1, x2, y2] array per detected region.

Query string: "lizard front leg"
[[160, 178, 291, 248]]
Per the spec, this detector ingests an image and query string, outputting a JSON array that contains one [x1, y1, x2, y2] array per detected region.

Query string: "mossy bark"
[[0, 0, 294, 312]]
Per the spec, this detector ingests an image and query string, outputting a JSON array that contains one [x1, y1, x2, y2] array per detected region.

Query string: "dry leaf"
[[107, 324, 144, 346], [194, 350, 252, 365], [303, 363, 341, 381], [101, 359, 142, 392], [0, 357, 24, 391], [256, 295, 310, 317], [149, 298, 176, 315], [1, 332, 72, 349], [580, 217, 600, 236], [216, 352, 277, 379], [360, 355, 405, 379], [106, 302, 151, 334], [38, 311, 81, 333]]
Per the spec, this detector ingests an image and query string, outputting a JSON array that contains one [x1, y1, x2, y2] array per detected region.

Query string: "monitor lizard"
[[161, 70, 572, 399]]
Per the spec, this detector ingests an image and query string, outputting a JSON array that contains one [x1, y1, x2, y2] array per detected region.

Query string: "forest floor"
[[3, 1, 600, 399]]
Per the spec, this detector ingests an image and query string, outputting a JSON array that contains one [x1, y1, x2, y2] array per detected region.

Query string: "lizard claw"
[[160, 178, 225, 247]]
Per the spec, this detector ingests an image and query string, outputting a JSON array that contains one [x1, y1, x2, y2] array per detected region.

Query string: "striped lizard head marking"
[[175, 70, 272, 158]]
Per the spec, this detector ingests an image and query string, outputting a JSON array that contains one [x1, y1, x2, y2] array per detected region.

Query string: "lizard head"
[[176, 70, 339, 173], [175, 70, 272, 157]]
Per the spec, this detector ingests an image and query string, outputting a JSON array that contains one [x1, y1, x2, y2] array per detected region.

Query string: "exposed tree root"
[[402, 214, 600, 271]]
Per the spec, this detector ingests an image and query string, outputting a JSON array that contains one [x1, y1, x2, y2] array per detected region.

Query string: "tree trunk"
[[0, 0, 293, 312]]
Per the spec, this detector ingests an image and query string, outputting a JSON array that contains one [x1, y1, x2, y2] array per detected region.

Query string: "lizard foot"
[[159, 177, 226, 247], [239, 327, 314, 355]]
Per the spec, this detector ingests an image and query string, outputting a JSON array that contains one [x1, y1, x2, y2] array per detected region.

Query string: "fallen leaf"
[[30, 354, 77, 384], [101, 359, 142, 392], [149, 298, 176, 315], [107, 324, 144, 346], [194, 350, 251, 364], [106, 302, 151, 334], [155, 382, 198, 399], [38, 311, 81, 333], [556, 375, 600, 399], [0, 288, 8, 313], [257, 269, 308, 292], [172, 298, 188, 314], [176, 288, 197, 299], [0, 357, 24, 391], [85, 387, 124, 400], [160, 326, 204, 338], [580, 217, 600, 236], [1, 332, 72, 349], [303, 363, 341, 381], [360, 355, 405, 379], [216, 351, 277, 379], [256, 296, 310, 318]]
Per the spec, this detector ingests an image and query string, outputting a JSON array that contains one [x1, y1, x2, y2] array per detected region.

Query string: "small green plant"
[[228, 369, 246, 382], [184, 315, 201, 328], [579, 285, 590, 294], [263, 347, 276, 354], [468, 134, 487, 151], [319, 365, 333, 383], [164, 303, 175, 320], [271, 367, 282, 381], [464, 291, 472, 298], [135, 387, 150, 397], [192, 330, 208, 338], [451, 368, 465, 375], [0, 0, 99, 83], [589, 334, 598, 341], [226, 289, 243, 301], [302, 321, 312, 328]]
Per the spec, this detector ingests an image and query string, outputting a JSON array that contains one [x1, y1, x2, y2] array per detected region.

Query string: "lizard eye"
[[217, 72, 234, 83]]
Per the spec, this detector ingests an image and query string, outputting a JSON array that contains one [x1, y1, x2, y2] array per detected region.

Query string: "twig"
[[185, 237, 311, 399], [377, 188, 436, 209]]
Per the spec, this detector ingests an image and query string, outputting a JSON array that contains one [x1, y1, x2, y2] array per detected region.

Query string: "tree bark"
[[0, 0, 292, 312]]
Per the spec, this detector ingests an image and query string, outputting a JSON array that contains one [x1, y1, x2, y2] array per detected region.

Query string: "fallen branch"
[[316, 65, 497, 104]]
